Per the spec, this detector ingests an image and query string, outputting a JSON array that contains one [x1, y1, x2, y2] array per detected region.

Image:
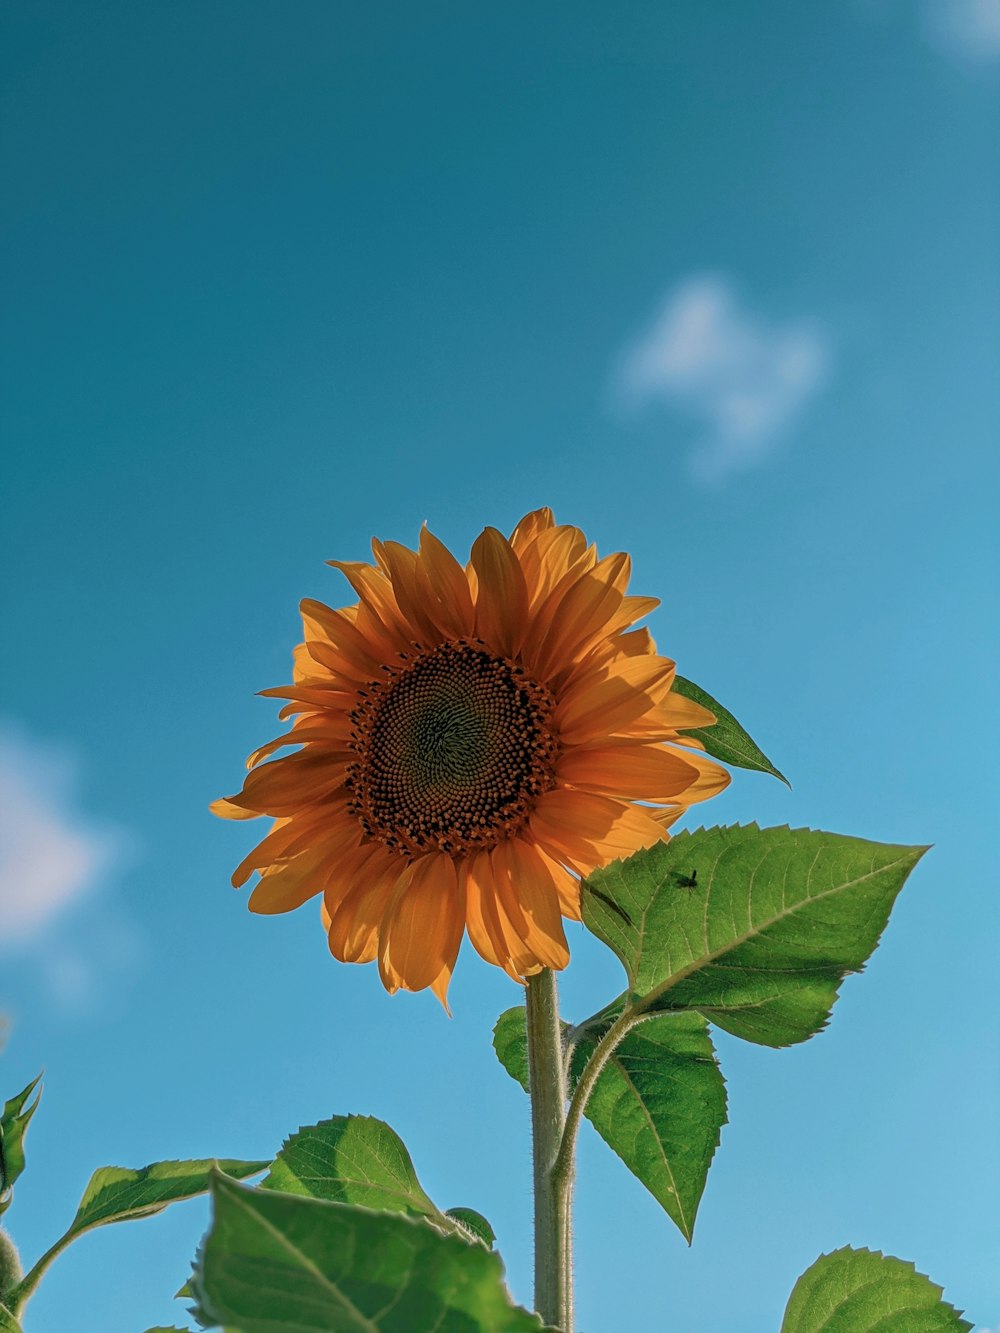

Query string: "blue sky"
[[1, 3, 998, 1330]]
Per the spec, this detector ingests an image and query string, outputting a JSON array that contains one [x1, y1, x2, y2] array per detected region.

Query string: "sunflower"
[[212, 509, 729, 1005]]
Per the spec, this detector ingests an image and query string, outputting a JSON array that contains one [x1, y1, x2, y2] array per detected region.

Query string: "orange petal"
[[326, 849, 407, 963], [471, 527, 529, 657], [509, 507, 556, 554], [467, 847, 556, 978], [518, 537, 598, 655], [378, 854, 464, 999], [373, 540, 442, 645], [220, 749, 348, 816], [417, 527, 476, 637], [247, 721, 352, 770], [247, 821, 363, 915], [463, 853, 526, 981], [529, 552, 632, 681], [231, 810, 334, 887], [300, 600, 385, 679], [210, 796, 262, 821], [557, 743, 700, 801], [529, 789, 667, 872], [502, 838, 571, 969], [326, 560, 412, 648], [556, 655, 676, 745], [662, 744, 732, 802], [614, 626, 657, 658], [657, 690, 718, 731], [260, 683, 356, 711], [531, 842, 583, 921], [601, 594, 661, 640]]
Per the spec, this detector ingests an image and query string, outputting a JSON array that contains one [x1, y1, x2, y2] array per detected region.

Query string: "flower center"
[[347, 640, 558, 857]]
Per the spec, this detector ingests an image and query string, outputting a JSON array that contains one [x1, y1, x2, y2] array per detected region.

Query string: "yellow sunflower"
[[212, 509, 729, 1005]]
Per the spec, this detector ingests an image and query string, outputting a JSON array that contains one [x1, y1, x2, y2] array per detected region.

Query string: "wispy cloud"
[[611, 274, 830, 483], [0, 727, 120, 944], [0, 726, 143, 1018], [923, 0, 1000, 63]]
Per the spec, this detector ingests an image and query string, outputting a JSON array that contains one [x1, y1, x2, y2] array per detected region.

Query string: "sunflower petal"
[[530, 789, 668, 872], [556, 655, 676, 744], [558, 743, 700, 801], [327, 850, 406, 964], [247, 823, 362, 914], [471, 527, 529, 657], [418, 527, 476, 637], [529, 551, 631, 681], [378, 854, 464, 1001], [509, 507, 555, 553]]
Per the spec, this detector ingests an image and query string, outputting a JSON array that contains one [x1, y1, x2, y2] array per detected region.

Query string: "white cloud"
[[923, 0, 1000, 62], [611, 274, 830, 483], [0, 727, 120, 944]]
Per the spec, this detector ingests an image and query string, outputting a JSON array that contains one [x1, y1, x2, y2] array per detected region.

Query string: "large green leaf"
[[262, 1116, 492, 1246], [781, 1247, 973, 1332], [191, 1171, 543, 1332], [493, 1006, 726, 1242], [673, 676, 788, 785], [0, 1075, 41, 1215], [583, 825, 927, 1047], [0, 1302, 22, 1332], [262, 1117, 437, 1218], [68, 1158, 269, 1238]]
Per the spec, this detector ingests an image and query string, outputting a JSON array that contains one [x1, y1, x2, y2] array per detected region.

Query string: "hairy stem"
[[525, 969, 572, 1331], [553, 1007, 645, 1195], [5, 1231, 71, 1317]]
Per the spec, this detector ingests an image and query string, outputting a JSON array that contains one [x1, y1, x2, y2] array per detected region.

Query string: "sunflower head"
[[213, 509, 729, 1006]]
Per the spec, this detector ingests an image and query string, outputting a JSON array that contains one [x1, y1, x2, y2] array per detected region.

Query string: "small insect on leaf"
[[669, 868, 698, 890]]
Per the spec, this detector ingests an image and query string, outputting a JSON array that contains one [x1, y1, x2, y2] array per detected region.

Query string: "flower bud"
[[0, 1226, 21, 1299]]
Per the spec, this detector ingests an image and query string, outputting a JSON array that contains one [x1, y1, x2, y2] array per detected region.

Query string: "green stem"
[[5, 1231, 72, 1318], [553, 1007, 645, 1193], [525, 969, 572, 1331]]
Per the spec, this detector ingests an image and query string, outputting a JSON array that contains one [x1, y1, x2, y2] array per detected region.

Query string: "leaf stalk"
[[553, 1007, 646, 1196]]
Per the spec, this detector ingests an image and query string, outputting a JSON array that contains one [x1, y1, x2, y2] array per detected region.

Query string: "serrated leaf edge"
[[784, 1246, 973, 1333]]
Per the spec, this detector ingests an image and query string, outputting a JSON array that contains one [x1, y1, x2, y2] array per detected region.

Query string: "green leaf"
[[0, 1075, 41, 1216], [68, 1158, 269, 1238], [583, 825, 927, 1047], [262, 1117, 437, 1220], [0, 1303, 22, 1332], [673, 676, 789, 785], [261, 1116, 493, 1249], [493, 1006, 726, 1243], [573, 1012, 725, 1242], [493, 1008, 530, 1093], [191, 1171, 543, 1331], [444, 1208, 496, 1248], [781, 1247, 973, 1332]]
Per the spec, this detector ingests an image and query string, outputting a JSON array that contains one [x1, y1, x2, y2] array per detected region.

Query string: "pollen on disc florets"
[[345, 638, 559, 858]]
